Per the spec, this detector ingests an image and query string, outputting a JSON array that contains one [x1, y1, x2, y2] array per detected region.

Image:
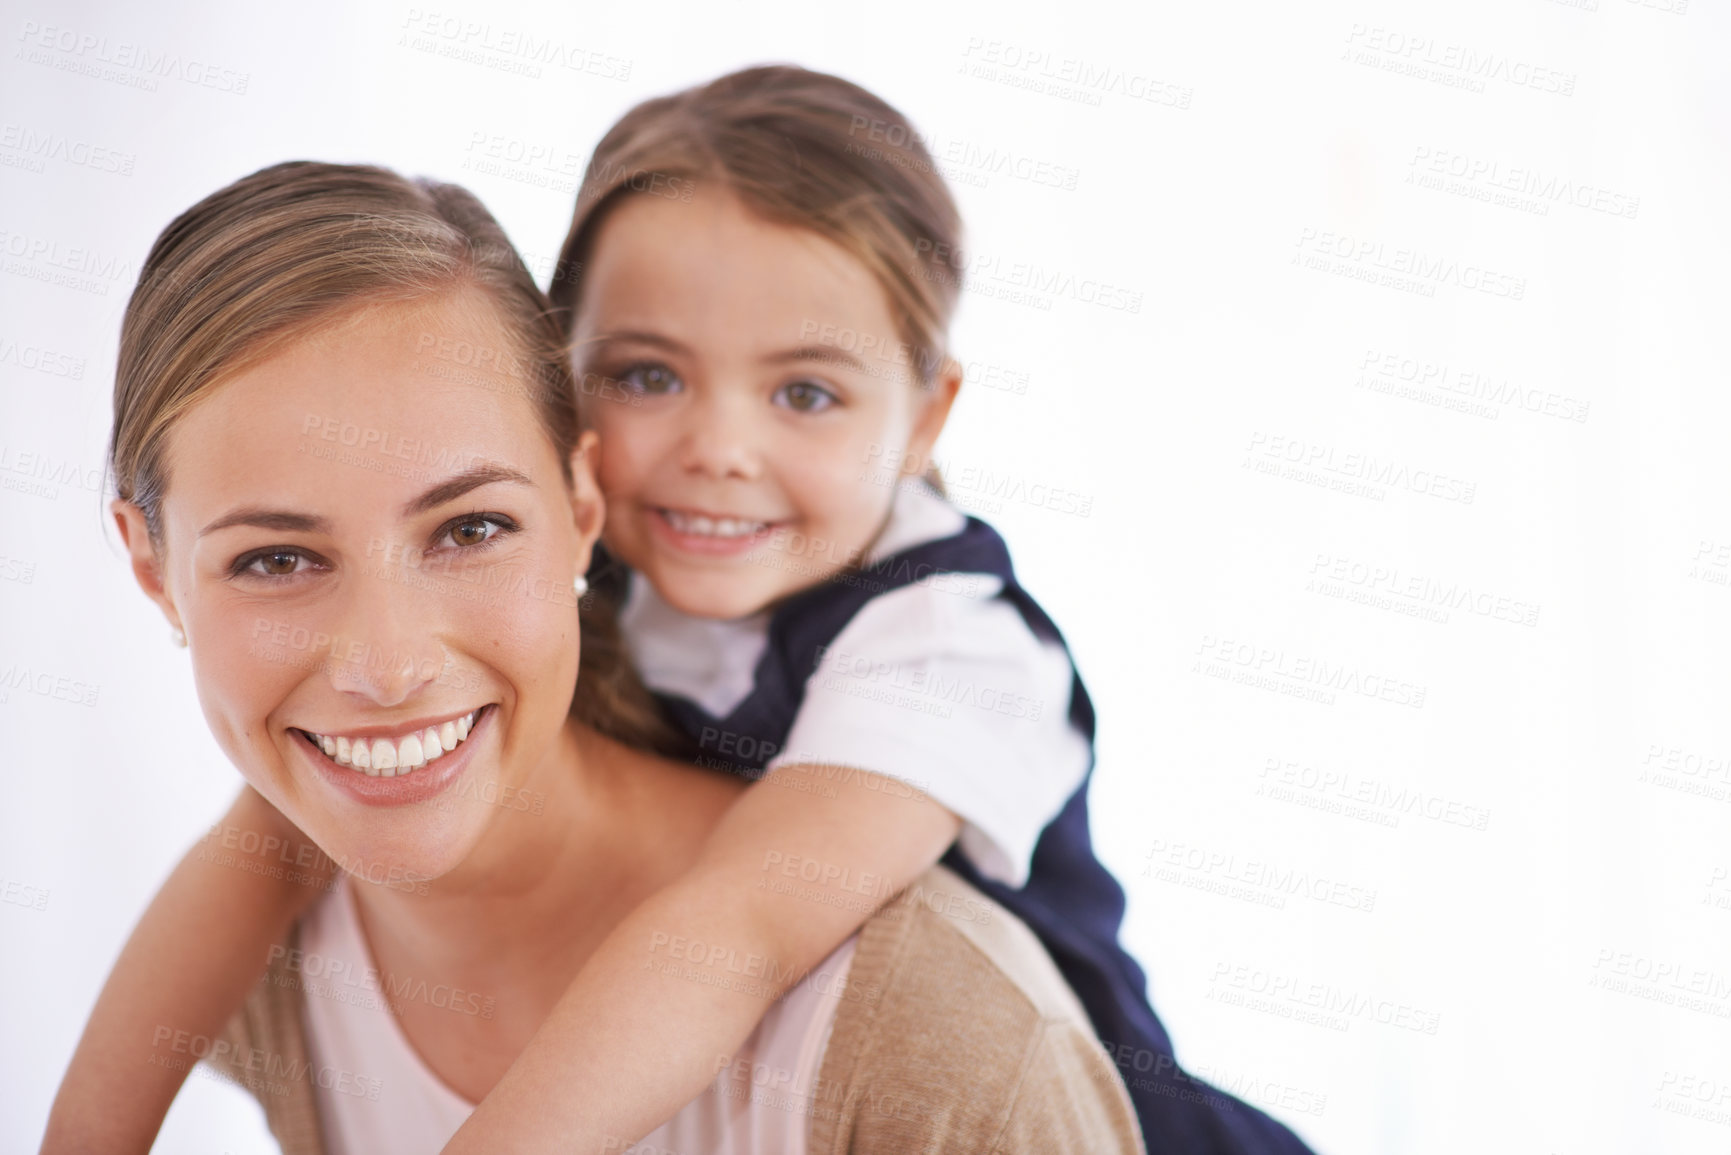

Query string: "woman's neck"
[[346, 721, 741, 1021]]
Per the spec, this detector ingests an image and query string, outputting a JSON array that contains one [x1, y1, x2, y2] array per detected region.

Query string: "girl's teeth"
[[665, 510, 765, 538], [310, 710, 479, 777]]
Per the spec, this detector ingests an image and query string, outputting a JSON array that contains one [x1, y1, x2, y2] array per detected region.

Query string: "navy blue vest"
[[594, 519, 1316, 1154]]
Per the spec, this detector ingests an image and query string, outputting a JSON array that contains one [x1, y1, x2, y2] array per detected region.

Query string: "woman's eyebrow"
[[196, 465, 534, 538], [403, 464, 535, 516], [198, 509, 330, 538]]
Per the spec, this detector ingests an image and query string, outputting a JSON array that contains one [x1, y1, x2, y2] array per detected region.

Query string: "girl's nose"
[[678, 390, 763, 481]]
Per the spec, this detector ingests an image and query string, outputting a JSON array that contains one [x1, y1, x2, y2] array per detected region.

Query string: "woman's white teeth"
[[664, 509, 765, 538], [312, 710, 479, 777]]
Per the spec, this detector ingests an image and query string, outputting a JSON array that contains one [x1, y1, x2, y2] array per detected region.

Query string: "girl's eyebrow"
[[763, 345, 867, 371], [586, 330, 690, 355], [585, 330, 868, 372]]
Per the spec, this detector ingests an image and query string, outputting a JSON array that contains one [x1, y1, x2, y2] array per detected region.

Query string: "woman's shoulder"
[[809, 865, 1144, 1154]]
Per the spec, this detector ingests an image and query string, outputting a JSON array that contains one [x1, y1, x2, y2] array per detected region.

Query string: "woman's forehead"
[[162, 293, 557, 524]]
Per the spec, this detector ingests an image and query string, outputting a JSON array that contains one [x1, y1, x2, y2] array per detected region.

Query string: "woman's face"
[[118, 289, 600, 887]]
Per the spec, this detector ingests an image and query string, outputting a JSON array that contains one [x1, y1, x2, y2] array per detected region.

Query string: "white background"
[[3, 1, 1728, 1152]]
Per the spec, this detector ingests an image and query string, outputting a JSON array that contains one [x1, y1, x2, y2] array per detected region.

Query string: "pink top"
[[297, 877, 855, 1154]]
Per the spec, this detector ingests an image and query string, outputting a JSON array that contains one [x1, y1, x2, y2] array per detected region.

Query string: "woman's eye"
[[435, 513, 520, 553], [618, 362, 683, 397], [775, 380, 838, 413], [444, 517, 505, 548], [242, 550, 311, 578]]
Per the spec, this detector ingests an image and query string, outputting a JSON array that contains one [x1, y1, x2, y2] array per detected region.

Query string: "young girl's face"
[[570, 188, 956, 621]]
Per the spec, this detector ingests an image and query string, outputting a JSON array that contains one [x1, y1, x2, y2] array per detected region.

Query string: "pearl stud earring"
[[573, 575, 589, 599], [170, 626, 187, 648]]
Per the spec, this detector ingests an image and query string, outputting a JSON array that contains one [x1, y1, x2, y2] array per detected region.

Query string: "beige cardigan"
[[206, 866, 1144, 1153]]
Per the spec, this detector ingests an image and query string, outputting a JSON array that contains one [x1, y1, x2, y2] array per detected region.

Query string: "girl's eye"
[[438, 514, 518, 551], [775, 380, 838, 413], [618, 362, 683, 397]]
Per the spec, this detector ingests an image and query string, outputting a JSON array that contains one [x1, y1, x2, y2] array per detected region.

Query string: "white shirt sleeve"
[[764, 575, 1091, 888]]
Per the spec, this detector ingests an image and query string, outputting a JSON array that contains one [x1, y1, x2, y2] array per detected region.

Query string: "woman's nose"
[[324, 560, 446, 707]]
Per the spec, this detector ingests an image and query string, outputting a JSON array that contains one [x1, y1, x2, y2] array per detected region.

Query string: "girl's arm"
[[41, 786, 332, 1155], [441, 761, 961, 1155]]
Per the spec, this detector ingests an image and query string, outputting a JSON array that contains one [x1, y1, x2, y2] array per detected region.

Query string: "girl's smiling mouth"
[[648, 506, 781, 557], [654, 506, 777, 539]]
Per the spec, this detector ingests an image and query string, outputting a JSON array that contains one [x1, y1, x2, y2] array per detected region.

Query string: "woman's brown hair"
[[108, 160, 674, 751], [548, 64, 966, 385]]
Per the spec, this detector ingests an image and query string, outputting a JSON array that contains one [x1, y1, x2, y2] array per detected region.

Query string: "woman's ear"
[[903, 356, 963, 474], [111, 499, 185, 635], [566, 431, 606, 573]]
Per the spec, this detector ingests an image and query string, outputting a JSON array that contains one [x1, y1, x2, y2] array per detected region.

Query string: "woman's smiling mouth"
[[295, 705, 499, 808], [295, 706, 490, 777]]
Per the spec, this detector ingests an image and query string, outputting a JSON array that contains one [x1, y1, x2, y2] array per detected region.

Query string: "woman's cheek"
[[192, 604, 303, 751], [450, 565, 579, 681]]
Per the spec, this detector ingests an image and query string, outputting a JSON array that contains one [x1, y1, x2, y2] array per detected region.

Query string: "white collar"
[[618, 483, 965, 717]]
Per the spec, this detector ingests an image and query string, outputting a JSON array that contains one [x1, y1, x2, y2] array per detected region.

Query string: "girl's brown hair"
[[109, 160, 674, 751], [548, 64, 965, 384]]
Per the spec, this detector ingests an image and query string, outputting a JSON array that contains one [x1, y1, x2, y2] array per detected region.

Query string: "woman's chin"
[[329, 832, 464, 896], [266, 706, 519, 890], [279, 805, 481, 899]]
